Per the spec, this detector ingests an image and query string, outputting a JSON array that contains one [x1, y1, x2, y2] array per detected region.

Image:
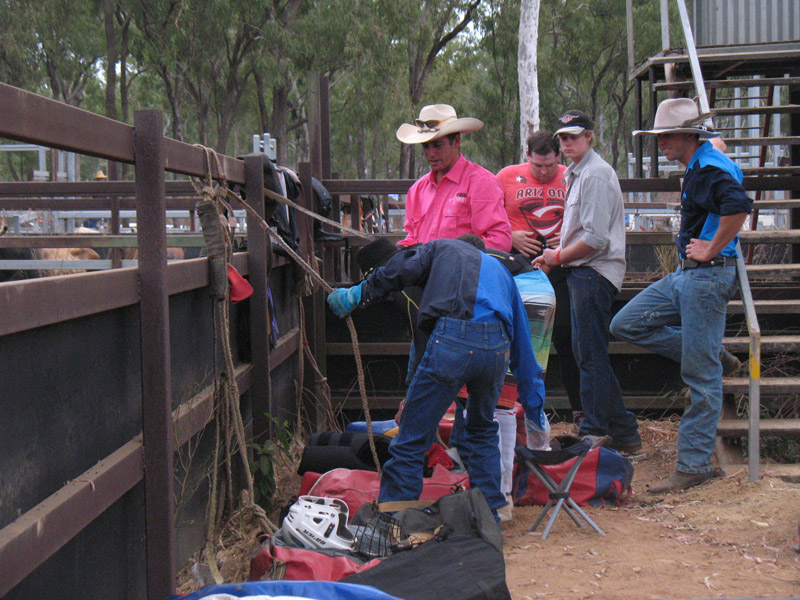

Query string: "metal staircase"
[[628, 0, 800, 480]]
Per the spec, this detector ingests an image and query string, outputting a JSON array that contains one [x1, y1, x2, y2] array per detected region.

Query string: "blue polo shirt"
[[677, 141, 752, 258]]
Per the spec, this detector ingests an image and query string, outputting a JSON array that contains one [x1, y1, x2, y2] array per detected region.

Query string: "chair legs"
[[526, 455, 604, 540]]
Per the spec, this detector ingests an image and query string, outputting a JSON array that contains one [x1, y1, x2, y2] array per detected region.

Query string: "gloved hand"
[[327, 282, 364, 318], [525, 409, 551, 451]]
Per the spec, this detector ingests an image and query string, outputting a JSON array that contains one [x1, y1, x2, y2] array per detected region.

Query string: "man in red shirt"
[[497, 132, 582, 427], [396, 104, 511, 251]]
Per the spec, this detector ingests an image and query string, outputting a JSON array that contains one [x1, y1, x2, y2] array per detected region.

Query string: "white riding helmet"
[[280, 496, 355, 552]]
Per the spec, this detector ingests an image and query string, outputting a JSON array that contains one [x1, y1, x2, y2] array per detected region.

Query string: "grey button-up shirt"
[[560, 148, 626, 290]]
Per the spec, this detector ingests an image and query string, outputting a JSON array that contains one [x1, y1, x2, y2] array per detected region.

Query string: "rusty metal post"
[[299, 161, 327, 428], [648, 67, 659, 178], [635, 79, 644, 179], [110, 195, 122, 268], [245, 155, 273, 440], [133, 109, 175, 600]]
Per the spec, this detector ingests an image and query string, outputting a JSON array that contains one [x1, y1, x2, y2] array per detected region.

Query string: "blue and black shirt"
[[677, 141, 752, 258], [360, 238, 545, 423]]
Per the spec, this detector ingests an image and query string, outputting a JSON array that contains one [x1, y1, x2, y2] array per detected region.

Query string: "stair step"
[[718, 463, 800, 479], [728, 299, 800, 314], [654, 76, 800, 92], [739, 229, 800, 244], [722, 136, 800, 147], [722, 376, 800, 394], [745, 263, 800, 279], [717, 418, 800, 437], [711, 105, 800, 116], [723, 336, 800, 352], [750, 198, 800, 208], [741, 167, 800, 176]]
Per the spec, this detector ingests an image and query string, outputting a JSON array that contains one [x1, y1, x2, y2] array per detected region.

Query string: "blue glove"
[[327, 282, 364, 318]]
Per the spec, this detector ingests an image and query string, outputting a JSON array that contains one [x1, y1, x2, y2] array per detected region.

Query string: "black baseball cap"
[[554, 110, 594, 136]]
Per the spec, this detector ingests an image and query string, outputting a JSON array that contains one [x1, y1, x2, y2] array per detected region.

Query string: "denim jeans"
[[379, 318, 510, 515], [567, 267, 640, 445], [610, 265, 737, 473]]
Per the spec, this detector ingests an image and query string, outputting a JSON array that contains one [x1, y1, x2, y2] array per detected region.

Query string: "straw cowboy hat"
[[396, 104, 483, 144], [633, 98, 719, 138]]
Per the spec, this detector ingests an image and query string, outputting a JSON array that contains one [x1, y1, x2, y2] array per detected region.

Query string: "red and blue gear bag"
[[513, 445, 633, 507]]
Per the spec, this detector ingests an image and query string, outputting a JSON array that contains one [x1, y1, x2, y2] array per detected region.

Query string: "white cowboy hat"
[[633, 98, 719, 138], [396, 104, 483, 144]]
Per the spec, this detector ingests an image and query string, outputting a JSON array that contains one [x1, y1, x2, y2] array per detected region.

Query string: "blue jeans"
[[567, 267, 640, 445], [609, 265, 738, 473], [379, 318, 509, 516]]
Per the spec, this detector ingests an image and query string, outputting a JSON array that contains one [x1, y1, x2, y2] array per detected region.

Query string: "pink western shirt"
[[399, 154, 511, 251]]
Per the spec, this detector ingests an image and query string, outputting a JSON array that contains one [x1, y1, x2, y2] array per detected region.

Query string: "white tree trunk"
[[518, 0, 541, 162]]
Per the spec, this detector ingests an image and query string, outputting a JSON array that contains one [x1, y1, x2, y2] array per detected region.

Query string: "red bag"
[[250, 541, 380, 581], [298, 466, 469, 515], [513, 447, 633, 508]]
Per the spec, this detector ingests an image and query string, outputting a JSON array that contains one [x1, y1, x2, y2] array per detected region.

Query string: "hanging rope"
[[229, 188, 382, 476], [190, 148, 382, 483], [190, 146, 277, 584]]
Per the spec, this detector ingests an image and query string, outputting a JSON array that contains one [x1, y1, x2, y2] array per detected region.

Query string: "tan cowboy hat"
[[94, 170, 108, 180], [633, 98, 719, 138], [396, 104, 483, 144]]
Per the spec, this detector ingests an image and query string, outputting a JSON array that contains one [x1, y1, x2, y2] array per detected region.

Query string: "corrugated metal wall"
[[692, 0, 800, 46]]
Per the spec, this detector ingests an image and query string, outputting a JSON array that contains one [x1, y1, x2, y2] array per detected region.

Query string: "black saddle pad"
[[515, 437, 592, 466]]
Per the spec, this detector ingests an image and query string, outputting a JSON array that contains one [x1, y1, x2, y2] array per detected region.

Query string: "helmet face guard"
[[280, 495, 356, 552]]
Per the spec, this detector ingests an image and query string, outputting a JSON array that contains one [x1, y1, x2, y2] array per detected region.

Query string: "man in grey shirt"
[[534, 110, 640, 452]]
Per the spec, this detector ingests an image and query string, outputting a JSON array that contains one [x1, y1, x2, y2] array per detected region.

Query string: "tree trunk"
[[370, 125, 381, 179], [356, 127, 366, 179], [104, 0, 119, 179], [518, 0, 541, 162], [272, 83, 289, 165]]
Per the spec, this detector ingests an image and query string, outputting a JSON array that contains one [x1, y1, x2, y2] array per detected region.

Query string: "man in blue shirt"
[[327, 237, 549, 520], [611, 98, 752, 493]]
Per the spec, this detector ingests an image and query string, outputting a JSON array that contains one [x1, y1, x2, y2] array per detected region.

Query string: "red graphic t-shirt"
[[496, 163, 567, 240]]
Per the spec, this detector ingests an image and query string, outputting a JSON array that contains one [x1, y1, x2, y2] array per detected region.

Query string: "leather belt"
[[680, 256, 736, 270]]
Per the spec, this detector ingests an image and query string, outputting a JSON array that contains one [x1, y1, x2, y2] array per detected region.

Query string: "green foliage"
[[1, 0, 671, 180], [248, 413, 293, 512]]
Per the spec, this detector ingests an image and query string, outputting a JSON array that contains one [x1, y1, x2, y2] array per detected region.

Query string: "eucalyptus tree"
[[371, 0, 481, 178]]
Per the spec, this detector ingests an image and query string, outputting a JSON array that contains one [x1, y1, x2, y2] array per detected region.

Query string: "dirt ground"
[[177, 418, 800, 599], [503, 420, 800, 600]]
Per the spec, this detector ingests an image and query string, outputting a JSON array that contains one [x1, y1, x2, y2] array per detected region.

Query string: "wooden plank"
[[331, 393, 686, 412], [655, 76, 800, 91], [711, 105, 800, 116], [0, 82, 135, 163], [750, 199, 800, 208], [0, 364, 252, 598], [134, 110, 175, 600], [727, 299, 800, 314], [746, 263, 800, 278], [739, 229, 800, 243], [0, 438, 144, 598], [723, 336, 800, 353], [269, 327, 300, 371], [722, 376, 800, 394], [718, 463, 800, 479], [717, 419, 800, 437], [723, 136, 800, 146]]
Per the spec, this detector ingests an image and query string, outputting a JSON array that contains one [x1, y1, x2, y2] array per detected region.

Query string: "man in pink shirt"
[[396, 104, 511, 251]]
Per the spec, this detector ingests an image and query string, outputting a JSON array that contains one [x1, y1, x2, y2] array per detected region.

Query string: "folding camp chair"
[[515, 439, 605, 540]]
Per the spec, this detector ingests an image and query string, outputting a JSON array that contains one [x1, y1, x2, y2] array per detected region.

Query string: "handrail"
[[735, 240, 761, 482], [674, 0, 762, 481]]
